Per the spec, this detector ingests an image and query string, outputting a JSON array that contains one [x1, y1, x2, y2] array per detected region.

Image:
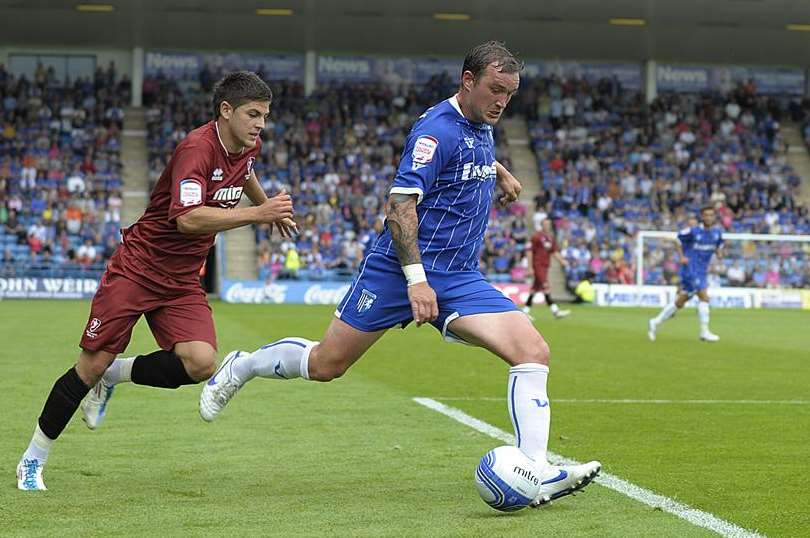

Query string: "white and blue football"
[[474, 446, 541, 512]]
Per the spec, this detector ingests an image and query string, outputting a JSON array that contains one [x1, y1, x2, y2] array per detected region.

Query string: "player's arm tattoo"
[[385, 193, 421, 265]]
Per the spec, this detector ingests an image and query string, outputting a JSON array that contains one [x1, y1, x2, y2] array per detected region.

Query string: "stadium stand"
[[4, 64, 809, 290], [521, 76, 810, 289], [0, 64, 129, 278], [142, 72, 524, 282]]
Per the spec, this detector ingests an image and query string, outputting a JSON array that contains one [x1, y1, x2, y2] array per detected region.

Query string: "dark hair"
[[700, 205, 715, 213], [211, 71, 273, 118], [462, 41, 523, 81]]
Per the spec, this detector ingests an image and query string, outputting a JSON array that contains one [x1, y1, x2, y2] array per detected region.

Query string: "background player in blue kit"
[[201, 41, 600, 506], [648, 206, 724, 342]]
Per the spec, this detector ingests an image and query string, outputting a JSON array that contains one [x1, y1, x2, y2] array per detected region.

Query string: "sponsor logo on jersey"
[[356, 288, 377, 314], [212, 185, 244, 208], [179, 179, 203, 207], [461, 161, 496, 181], [412, 135, 438, 164], [211, 168, 224, 181], [245, 157, 256, 180], [464, 136, 475, 149], [86, 317, 102, 339]]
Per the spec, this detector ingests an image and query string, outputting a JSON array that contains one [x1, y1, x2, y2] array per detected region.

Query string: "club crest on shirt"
[[86, 317, 102, 339], [356, 288, 377, 314], [245, 156, 256, 180], [464, 136, 475, 149]]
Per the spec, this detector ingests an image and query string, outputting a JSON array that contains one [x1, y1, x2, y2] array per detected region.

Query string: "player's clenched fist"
[[255, 189, 293, 224], [408, 281, 438, 327]]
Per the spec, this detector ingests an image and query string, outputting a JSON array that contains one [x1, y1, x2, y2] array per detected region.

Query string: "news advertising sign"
[[657, 64, 805, 95], [145, 51, 304, 81]]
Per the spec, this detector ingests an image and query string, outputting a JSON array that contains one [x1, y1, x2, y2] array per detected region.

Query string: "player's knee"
[[307, 348, 352, 382], [179, 352, 217, 382], [519, 336, 550, 366], [308, 360, 349, 382], [77, 350, 114, 383]]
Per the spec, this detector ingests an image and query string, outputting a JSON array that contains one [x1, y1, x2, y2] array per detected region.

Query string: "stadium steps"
[[501, 117, 541, 208], [502, 116, 574, 301], [783, 123, 810, 207], [222, 199, 258, 281], [121, 107, 150, 226]]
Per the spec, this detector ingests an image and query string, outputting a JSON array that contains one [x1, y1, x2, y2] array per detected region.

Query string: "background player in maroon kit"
[[523, 218, 571, 319], [16, 72, 296, 491]]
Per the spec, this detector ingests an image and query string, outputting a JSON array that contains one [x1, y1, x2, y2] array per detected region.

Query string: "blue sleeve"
[[390, 120, 453, 204], [677, 227, 694, 247], [717, 231, 724, 249]]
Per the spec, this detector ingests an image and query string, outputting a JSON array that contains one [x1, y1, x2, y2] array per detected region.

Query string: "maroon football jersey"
[[531, 231, 558, 270], [109, 121, 260, 293]]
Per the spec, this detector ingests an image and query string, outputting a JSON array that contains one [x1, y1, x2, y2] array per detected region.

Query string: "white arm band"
[[402, 263, 427, 287]]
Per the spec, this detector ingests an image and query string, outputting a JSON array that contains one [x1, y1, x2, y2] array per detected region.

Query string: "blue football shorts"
[[335, 253, 518, 342], [679, 265, 708, 295]]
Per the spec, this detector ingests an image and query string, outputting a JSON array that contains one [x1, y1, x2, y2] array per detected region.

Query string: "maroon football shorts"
[[531, 266, 551, 293], [79, 271, 217, 355]]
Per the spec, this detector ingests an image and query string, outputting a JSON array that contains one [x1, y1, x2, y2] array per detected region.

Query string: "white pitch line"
[[413, 397, 764, 538], [432, 397, 810, 405]]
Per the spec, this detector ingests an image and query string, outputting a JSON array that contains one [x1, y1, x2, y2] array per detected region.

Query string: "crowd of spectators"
[[4, 62, 809, 291], [519, 76, 810, 289], [0, 63, 128, 278], [144, 70, 521, 282]]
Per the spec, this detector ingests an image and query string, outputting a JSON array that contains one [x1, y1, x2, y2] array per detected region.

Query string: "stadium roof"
[[1, 0, 809, 65]]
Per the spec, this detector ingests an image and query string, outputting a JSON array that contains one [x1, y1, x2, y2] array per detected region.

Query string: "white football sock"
[[231, 338, 316, 382], [102, 357, 134, 385], [22, 424, 53, 463], [653, 302, 677, 324], [507, 363, 551, 467], [698, 301, 710, 333]]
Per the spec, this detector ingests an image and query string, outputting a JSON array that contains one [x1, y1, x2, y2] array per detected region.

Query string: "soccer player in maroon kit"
[[16, 72, 296, 490], [522, 218, 571, 319]]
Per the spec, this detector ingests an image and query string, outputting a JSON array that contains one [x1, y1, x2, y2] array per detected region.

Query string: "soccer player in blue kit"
[[648, 206, 724, 342], [201, 41, 600, 506]]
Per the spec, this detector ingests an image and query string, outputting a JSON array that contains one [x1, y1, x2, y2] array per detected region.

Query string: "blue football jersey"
[[678, 225, 723, 274], [371, 95, 497, 272]]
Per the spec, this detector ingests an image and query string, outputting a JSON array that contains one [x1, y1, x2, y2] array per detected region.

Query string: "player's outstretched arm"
[[176, 191, 293, 234], [385, 193, 438, 326]]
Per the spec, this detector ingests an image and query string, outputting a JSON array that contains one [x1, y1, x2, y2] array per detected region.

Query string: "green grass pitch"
[[1, 301, 808, 536]]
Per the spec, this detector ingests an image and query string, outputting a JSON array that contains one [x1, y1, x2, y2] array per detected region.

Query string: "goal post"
[[635, 231, 810, 288]]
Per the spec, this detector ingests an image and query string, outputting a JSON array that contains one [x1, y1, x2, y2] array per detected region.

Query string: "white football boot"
[[81, 377, 115, 430], [700, 331, 720, 342], [16, 458, 47, 491], [531, 460, 601, 507], [647, 319, 657, 341], [199, 351, 246, 422], [553, 309, 571, 319]]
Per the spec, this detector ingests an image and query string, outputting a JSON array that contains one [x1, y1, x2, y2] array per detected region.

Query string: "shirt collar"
[[449, 94, 486, 130], [215, 121, 244, 157]]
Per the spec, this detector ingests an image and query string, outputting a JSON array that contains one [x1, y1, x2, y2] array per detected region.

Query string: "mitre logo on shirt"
[[211, 168, 224, 181], [211, 185, 244, 208], [244, 157, 256, 180]]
